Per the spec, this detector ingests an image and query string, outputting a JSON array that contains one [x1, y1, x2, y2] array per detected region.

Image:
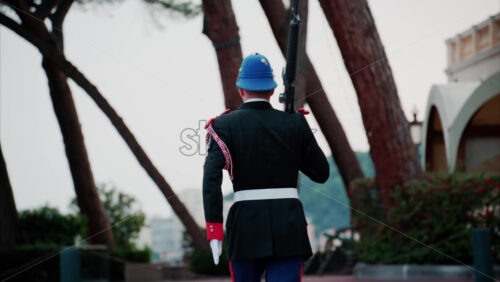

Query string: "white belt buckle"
[[233, 188, 299, 202]]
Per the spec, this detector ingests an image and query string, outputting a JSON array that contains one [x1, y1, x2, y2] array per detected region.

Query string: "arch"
[[448, 71, 500, 170], [422, 86, 448, 170], [424, 106, 447, 172], [422, 82, 481, 171]]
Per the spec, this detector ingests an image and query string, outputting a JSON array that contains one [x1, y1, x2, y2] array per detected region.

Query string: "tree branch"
[[1, 0, 49, 36], [0, 11, 49, 49], [1, 13, 208, 250], [0, 11, 31, 40], [50, 0, 73, 29], [33, 0, 62, 19], [48, 0, 73, 44]]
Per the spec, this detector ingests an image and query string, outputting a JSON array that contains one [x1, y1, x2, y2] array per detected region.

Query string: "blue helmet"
[[236, 53, 278, 91]]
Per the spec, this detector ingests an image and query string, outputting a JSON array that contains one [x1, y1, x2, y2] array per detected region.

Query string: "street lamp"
[[409, 107, 423, 145]]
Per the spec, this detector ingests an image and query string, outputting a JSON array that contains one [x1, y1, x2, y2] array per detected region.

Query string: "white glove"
[[209, 239, 223, 265]]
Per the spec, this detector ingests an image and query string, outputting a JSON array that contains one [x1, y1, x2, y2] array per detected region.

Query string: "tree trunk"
[[259, 0, 364, 188], [202, 0, 243, 110], [41, 58, 116, 249], [38, 9, 116, 247], [1, 2, 208, 251], [318, 0, 424, 209], [0, 144, 18, 248], [66, 71, 209, 251]]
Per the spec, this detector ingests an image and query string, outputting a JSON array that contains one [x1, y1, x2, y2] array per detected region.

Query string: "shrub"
[[350, 173, 500, 264], [70, 183, 146, 249], [111, 246, 151, 263], [16, 206, 86, 246], [184, 229, 230, 275], [0, 244, 60, 282]]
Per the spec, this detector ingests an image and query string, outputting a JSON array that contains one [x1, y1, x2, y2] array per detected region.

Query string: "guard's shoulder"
[[296, 108, 310, 115], [205, 108, 232, 129], [292, 108, 311, 128]]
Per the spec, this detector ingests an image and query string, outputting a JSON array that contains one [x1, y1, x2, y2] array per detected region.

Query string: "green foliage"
[[108, 246, 152, 280], [189, 246, 230, 276], [71, 183, 146, 249], [298, 152, 374, 233], [69, 182, 151, 269], [143, 0, 201, 18], [16, 206, 86, 246], [184, 229, 230, 276], [350, 173, 500, 264], [10, 183, 150, 280], [111, 245, 151, 262], [75, 0, 123, 6], [75, 0, 201, 18], [0, 245, 60, 282]]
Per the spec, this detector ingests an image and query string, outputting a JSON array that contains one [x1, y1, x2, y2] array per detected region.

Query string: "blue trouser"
[[229, 256, 303, 282]]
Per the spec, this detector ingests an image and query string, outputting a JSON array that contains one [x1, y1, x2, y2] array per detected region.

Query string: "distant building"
[[422, 13, 500, 173], [177, 188, 206, 226], [150, 217, 184, 264], [148, 190, 234, 264], [135, 221, 152, 250]]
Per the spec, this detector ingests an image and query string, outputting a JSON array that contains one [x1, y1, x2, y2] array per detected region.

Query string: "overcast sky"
[[1, 0, 499, 218]]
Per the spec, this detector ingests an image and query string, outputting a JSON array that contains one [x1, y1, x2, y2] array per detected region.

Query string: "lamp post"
[[409, 107, 423, 145], [408, 107, 423, 162]]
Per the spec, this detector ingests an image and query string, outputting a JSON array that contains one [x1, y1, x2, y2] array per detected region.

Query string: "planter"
[[354, 264, 500, 280], [471, 228, 494, 282]]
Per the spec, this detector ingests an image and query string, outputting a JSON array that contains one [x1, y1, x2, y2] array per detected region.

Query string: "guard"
[[202, 53, 329, 282]]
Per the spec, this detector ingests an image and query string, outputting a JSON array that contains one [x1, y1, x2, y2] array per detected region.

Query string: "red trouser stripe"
[[229, 261, 235, 282], [300, 257, 303, 282]]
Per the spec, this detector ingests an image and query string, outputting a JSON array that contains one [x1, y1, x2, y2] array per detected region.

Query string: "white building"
[[422, 13, 500, 173]]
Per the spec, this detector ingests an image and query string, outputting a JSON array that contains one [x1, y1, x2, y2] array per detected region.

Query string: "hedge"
[[349, 173, 500, 264]]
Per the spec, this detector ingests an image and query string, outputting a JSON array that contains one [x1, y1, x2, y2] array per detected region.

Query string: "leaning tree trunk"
[[40, 7, 116, 248], [318, 0, 424, 210], [259, 0, 364, 188], [202, 0, 243, 110], [42, 59, 116, 249], [0, 1, 208, 251], [0, 143, 18, 248], [48, 28, 208, 250], [0, 0, 115, 248], [66, 71, 209, 251]]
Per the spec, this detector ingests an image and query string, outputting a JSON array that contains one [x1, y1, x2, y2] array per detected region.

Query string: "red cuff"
[[206, 222, 224, 241]]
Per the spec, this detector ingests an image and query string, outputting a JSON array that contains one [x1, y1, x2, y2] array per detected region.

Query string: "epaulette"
[[296, 107, 310, 115], [204, 108, 232, 129], [205, 108, 233, 180]]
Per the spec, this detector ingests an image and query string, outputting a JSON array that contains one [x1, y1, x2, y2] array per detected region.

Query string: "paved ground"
[[175, 275, 473, 282]]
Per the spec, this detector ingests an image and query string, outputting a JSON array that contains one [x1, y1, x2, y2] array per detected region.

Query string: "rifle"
[[279, 0, 301, 113]]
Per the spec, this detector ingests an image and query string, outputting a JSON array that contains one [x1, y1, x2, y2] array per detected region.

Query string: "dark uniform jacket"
[[202, 100, 329, 261]]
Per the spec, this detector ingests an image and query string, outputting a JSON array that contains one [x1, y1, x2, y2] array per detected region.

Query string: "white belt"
[[233, 188, 299, 202]]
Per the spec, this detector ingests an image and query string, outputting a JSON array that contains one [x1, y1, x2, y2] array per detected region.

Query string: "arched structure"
[[424, 106, 447, 172], [450, 72, 500, 171], [422, 71, 500, 172]]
